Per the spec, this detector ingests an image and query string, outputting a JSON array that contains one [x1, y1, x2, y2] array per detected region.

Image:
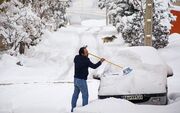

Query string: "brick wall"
[[171, 10, 180, 33]]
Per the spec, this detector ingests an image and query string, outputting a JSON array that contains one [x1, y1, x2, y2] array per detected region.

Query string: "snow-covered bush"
[[98, 0, 175, 49], [0, 0, 71, 54], [152, 0, 175, 49], [0, 0, 43, 53], [31, 0, 70, 31]]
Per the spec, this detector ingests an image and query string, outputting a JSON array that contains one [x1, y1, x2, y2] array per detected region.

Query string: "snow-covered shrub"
[[152, 0, 175, 49], [0, 0, 71, 54], [98, 0, 175, 49], [31, 0, 70, 31], [0, 0, 43, 53]]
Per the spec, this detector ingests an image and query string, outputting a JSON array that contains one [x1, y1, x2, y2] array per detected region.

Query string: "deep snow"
[[0, 19, 180, 113]]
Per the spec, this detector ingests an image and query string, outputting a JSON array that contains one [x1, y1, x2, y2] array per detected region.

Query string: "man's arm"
[[87, 58, 105, 69]]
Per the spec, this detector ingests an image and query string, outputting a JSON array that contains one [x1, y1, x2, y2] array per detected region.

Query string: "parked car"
[[95, 46, 173, 105]]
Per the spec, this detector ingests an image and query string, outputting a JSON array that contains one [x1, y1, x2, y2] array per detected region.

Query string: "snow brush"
[[89, 53, 133, 75]]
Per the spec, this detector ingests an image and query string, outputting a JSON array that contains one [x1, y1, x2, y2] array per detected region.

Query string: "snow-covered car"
[[96, 46, 173, 105]]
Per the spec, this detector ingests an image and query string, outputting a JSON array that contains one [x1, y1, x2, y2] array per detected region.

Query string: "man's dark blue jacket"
[[74, 55, 102, 80]]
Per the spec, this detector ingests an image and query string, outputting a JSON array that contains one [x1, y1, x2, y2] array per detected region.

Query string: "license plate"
[[122, 94, 143, 100]]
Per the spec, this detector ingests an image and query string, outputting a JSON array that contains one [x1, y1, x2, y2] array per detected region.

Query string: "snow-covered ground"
[[0, 19, 180, 113]]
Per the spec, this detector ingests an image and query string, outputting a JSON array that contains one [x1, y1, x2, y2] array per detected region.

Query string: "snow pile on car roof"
[[98, 46, 169, 95]]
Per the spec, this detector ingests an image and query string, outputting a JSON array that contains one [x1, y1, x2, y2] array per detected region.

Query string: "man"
[[71, 46, 105, 112]]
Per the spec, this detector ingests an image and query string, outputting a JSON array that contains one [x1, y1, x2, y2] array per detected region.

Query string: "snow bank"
[[75, 97, 180, 113], [0, 29, 80, 83], [158, 33, 180, 94]]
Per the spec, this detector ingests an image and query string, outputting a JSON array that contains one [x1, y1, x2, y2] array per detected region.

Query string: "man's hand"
[[100, 58, 105, 63]]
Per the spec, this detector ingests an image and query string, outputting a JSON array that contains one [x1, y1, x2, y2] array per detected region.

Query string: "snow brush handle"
[[89, 53, 123, 69]]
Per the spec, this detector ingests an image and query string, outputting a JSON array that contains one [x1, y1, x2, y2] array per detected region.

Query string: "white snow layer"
[[0, 19, 180, 113]]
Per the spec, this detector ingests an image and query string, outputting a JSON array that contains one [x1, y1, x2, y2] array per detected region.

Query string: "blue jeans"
[[71, 78, 89, 112]]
